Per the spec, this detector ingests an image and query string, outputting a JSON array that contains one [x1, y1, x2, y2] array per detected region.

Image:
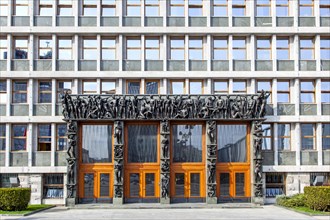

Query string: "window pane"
[[145, 81, 159, 94], [257, 7, 270, 16], [171, 82, 184, 94], [220, 173, 230, 196], [277, 6, 288, 16], [189, 82, 202, 94], [189, 50, 203, 60], [301, 124, 314, 150], [214, 81, 228, 94], [84, 7, 97, 16], [233, 81, 246, 92], [82, 125, 112, 163], [172, 124, 202, 163], [145, 173, 155, 196], [190, 173, 200, 196], [171, 50, 184, 60], [145, 6, 159, 16], [84, 173, 94, 198], [57, 124, 67, 151], [146, 50, 159, 60], [175, 173, 184, 196], [127, 81, 140, 94], [130, 173, 140, 197], [322, 124, 330, 150], [171, 6, 184, 16], [235, 173, 245, 196], [233, 50, 246, 59], [300, 50, 313, 60], [127, 125, 158, 163], [301, 81, 314, 90], [83, 82, 97, 94], [102, 7, 115, 16], [278, 94, 289, 103], [127, 6, 141, 16], [232, 8, 245, 16], [99, 173, 110, 197], [277, 50, 289, 60], [101, 81, 116, 94]]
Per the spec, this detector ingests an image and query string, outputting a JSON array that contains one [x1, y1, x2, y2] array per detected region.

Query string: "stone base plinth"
[[206, 197, 217, 204], [160, 198, 170, 204], [66, 198, 76, 207], [252, 197, 264, 205], [113, 198, 124, 205]]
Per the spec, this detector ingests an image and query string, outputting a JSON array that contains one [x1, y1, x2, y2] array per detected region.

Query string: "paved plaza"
[[1, 205, 329, 220]]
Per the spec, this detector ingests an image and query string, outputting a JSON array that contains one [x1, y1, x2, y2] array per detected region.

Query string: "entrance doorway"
[[124, 122, 160, 203], [170, 123, 206, 202]]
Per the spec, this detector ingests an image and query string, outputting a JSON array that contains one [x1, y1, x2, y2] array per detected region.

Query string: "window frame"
[[126, 0, 141, 16], [0, 124, 5, 151], [262, 123, 273, 151], [38, 81, 52, 104], [301, 123, 316, 151], [299, 0, 314, 16], [299, 37, 315, 60], [145, 0, 159, 16], [276, 37, 290, 60], [256, 37, 272, 60], [0, 80, 6, 104], [213, 37, 228, 60], [126, 37, 141, 60], [188, 0, 203, 17], [82, 0, 97, 16], [0, 0, 8, 16], [58, 37, 73, 60], [322, 123, 330, 150], [101, 80, 116, 94], [14, 0, 29, 16], [0, 37, 7, 60], [170, 0, 185, 16], [145, 79, 160, 94], [38, 0, 53, 16], [101, 0, 116, 16], [83, 37, 97, 60], [101, 37, 116, 60], [170, 80, 186, 94], [57, 0, 72, 16], [256, 0, 271, 16], [38, 124, 52, 151], [38, 37, 52, 60], [232, 37, 246, 60], [170, 37, 185, 60], [232, 0, 246, 16], [300, 80, 315, 103], [189, 37, 203, 60], [214, 80, 229, 94], [126, 79, 141, 94], [11, 124, 27, 151], [43, 174, 64, 199], [278, 123, 291, 151], [56, 124, 67, 151], [320, 0, 330, 17], [277, 80, 290, 103], [12, 81, 28, 104], [213, 0, 228, 16], [276, 0, 289, 16], [321, 80, 330, 103], [233, 80, 247, 94], [320, 37, 330, 60], [145, 37, 160, 60], [13, 37, 28, 60], [82, 80, 97, 94]]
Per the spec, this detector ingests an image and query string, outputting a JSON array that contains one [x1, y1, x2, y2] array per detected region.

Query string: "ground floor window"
[[43, 174, 64, 198], [0, 174, 18, 188], [310, 173, 330, 186], [265, 173, 285, 198]]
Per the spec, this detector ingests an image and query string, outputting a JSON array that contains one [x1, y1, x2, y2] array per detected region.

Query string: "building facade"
[[0, 0, 329, 205]]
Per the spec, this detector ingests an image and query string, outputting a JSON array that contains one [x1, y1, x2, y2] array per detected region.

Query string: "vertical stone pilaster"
[[65, 120, 78, 206], [206, 120, 217, 204], [113, 120, 124, 205], [160, 120, 170, 204], [252, 120, 264, 205]]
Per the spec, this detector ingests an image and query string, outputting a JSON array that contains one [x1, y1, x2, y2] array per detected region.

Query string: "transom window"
[[38, 124, 51, 151], [301, 124, 315, 150], [232, 0, 246, 16], [12, 124, 27, 151], [102, 0, 116, 16], [39, 0, 53, 16], [58, 38, 72, 60], [213, 37, 228, 60], [277, 37, 290, 60], [213, 0, 227, 16], [277, 80, 290, 103], [145, 0, 159, 16], [300, 81, 315, 103], [38, 81, 52, 103], [12, 81, 27, 103], [233, 38, 246, 60], [83, 0, 97, 16], [170, 37, 184, 60], [102, 38, 116, 60], [126, 37, 141, 60], [214, 81, 228, 94], [145, 37, 160, 60], [14, 38, 28, 59], [278, 124, 291, 151], [257, 37, 271, 60], [256, 0, 271, 16], [300, 38, 315, 60], [276, 0, 289, 16], [189, 37, 203, 60], [170, 0, 184, 16], [0, 38, 7, 60], [39, 38, 52, 59], [299, 0, 314, 16], [127, 0, 141, 16]]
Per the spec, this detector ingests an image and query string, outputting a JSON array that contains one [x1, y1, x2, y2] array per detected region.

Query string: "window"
[[299, 0, 314, 16], [102, 0, 116, 16], [58, 38, 72, 60], [83, 38, 97, 60], [43, 174, 64, 198], [127, 80, 141, 94], [101, 81, 116, 94], [262, 124, 272, 150], [278, 124, 291, 150], [38, 124, 51, 151], [189, 80, 203, 94], [217, 124, 247, 162], [83, 0, 97, 16], [310, 172, 330, 186], [82, 125, 113, 163], [14, 0, 29, 16], [277, 37, 290, 60], [170, 80, 185, 94], [57, 81, 71, 102], [0, 174, 18, 188], [322, 124, 330, 150], [39, 0, 52, 16], [12, 124, 27, 151], [38, 81, 52, 103], [320, 0, 330, 16], [14, 38, 28, 59], [301, 124, 315, 150], [170, 0, 184, 16], [277, 80, 290, 103], [189, 0, 203, 16], [126, 37, 141, 60], [0, 80, 7, 104], [57, 124, 67, 151], [233, 80, 246, 93], [321, 80, 330, 103], [145, 0, 159, 16], [145, 80, 159, 94], [189, 37, 203, 60], [83, 80, 97, 94], [276, 0, 289, 16], [213, 0, 227, 16], [0, 124, 5, 151], [257, 37, 271, 60], [145, 37, 160, 60], [127, 0, 141, 16], [300, 38, 314, 60], [172, 124, 203, 163], [170, 37, 184, 60], [0, 0, 8, 16], [266, 173, 285, 198], [128, 124, 158, 163], [39, 38, 52, 59], [214, 81, 228, 94], [213, 37, 228, 60], [0, 38, 7, 60], [320, 37, 330, 60], [102, 38, 116, 60], [300, 81, 315, 103], [257, 80, 272, 103], [57, 0, 72, 16], [233, 37, 246, 60], [232, 0, 246, 16], [256, 0, 271, 16], [12, 81, 27, 103]]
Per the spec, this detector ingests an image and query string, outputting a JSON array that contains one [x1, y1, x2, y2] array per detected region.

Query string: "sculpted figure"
[[67, 159, 75, 184], [161, 174, 169, 199], [207, 121, 216, 144], [114, 159, 123, 184], [114, 122, 123, 144]]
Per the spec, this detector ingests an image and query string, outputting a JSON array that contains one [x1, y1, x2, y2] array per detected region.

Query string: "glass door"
[[172, 171, 204, 202]]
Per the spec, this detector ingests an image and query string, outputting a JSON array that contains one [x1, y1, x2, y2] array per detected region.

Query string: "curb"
[[0, 205, 55, 217]]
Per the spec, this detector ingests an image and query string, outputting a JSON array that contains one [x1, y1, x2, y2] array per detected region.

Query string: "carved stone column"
[[113, 120, 124, 205], [252, 120, 265, 205], [160, 120, 170, 204], [206, 120, 217, 204], [65, 120, 78, 206]]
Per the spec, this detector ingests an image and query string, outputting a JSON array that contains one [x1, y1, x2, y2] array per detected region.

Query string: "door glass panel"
[[235, 173, 245, 196], [220, 173, 230, 196], [99, 173, 110, 197], [82, 125, 112, 163], [145, 173, 155, 197], [130, 173, 140, 197], [84, 173, 94, 198], [172, 124, 202, 163], [175, 173, 185, 197], [190, 173, 200, 197], [217, 125, 247, 163], [127, 125, 158, 163]]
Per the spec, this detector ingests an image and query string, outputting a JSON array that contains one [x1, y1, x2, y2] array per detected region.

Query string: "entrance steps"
[[71, 203, 262, 209]]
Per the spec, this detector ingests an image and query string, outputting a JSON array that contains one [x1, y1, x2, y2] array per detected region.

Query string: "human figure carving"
[[114, 122, 123, 144], [207, 121, 216, 144]]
